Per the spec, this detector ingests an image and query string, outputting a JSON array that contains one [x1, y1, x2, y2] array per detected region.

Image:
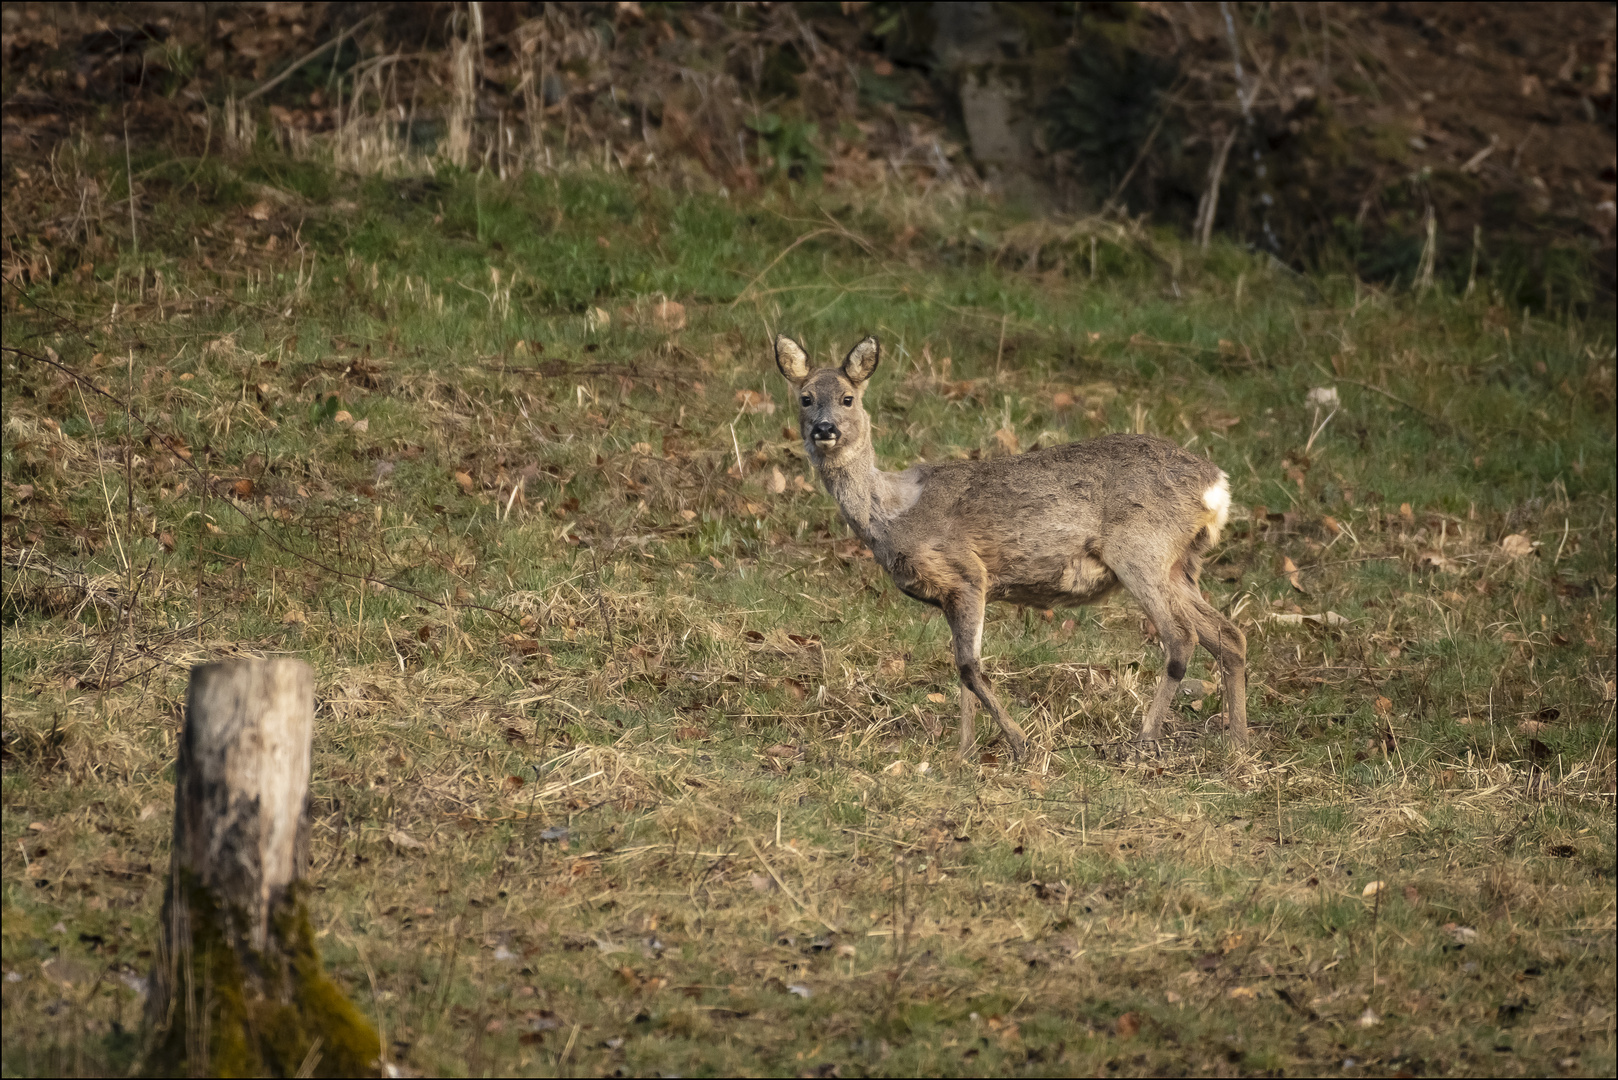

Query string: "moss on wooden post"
[[143, 659, 380, 1078]]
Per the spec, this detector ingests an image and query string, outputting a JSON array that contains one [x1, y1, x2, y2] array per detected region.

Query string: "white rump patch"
[[1202, 474, 1232, 545]]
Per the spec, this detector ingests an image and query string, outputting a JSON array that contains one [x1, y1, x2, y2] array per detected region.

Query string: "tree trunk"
[[144, 658, 379, 1078]]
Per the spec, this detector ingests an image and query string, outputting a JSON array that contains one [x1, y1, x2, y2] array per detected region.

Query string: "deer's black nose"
[[810, 421, 840, 444]]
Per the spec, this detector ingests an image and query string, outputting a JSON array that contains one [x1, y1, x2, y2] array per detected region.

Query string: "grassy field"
[[2, 146, 1615, 1077]]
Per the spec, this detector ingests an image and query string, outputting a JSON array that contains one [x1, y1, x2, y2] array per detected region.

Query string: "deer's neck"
[[815, 444, 911, 548]]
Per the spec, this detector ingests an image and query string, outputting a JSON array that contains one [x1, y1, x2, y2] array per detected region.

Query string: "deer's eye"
[[800, 395, 812, 407], [842, 395, 854, 406]]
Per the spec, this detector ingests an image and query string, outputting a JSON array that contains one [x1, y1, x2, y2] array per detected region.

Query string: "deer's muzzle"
[[810, 421, 840, 448]]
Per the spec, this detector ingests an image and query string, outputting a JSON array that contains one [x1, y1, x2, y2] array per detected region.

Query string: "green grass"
[[2, 147, 1615, 1077]]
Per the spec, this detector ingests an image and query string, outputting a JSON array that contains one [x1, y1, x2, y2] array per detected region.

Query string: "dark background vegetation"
[[3, 2, 1615, 311]]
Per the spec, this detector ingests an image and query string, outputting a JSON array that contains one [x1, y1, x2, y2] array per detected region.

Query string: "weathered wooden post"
[[144, 658, 379, 1077]]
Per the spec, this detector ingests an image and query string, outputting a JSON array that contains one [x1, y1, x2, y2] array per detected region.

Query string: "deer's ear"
[[775, 335, 811, 385], [841, 336, 880, 385]]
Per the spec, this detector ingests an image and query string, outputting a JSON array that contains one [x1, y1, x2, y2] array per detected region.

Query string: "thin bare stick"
[[588, 543, 614, 648], [1195, 129, 1238, 248], [748, 837, 841, 933], [72, 381, 129, 573], [994, 312, 1008, 380], [1102, 100, 1175, 215], [124, 111, 137, 258], [731, 228, 835, 307], [242, 13, 380, 103], [1333, 375, 1473, 443]]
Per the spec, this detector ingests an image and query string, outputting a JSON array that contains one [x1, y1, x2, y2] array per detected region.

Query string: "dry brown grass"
[[3, 139, 1614, 1076]]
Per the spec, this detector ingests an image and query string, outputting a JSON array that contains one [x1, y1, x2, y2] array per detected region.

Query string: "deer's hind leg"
[[944, 588, 1028, 762], [1181, 589, 1249, 745], [1111, 564, 1195, 744]]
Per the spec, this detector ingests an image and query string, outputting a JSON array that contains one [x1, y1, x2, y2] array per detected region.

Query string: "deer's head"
[[774, 334, 880, 467]]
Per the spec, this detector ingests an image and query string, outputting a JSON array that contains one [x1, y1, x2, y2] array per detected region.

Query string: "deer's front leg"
[[944, 589, 1028, 762]]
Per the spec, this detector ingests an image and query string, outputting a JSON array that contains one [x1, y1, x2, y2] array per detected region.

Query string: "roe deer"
[[775, 333, 1247, 761]]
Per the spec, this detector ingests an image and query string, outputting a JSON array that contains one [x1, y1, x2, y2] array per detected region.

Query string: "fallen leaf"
[[246, 200, 272, 221], [504, 635, 541, 656], [767, 466, 787, 495], [1362, 880, 1386, 898], [1357, 1007, 1381, 1028], [882, 760, 907, 776], [41, 957, 97, 988], [1500, 533, 1539, 558], [793, 475, 816, 493], [1281, 555, 1306, 593], [1227, 986, 1258, 1000], [281, 607, 306, 625], [1052, 391, 1075, 410], [763, 743, 800, 758], [1418, 550, 1455, 572], [333, 410, 353, 424], [735, 389, 775, 415], [1267, 611, 1349, 627], [388, 829, 426, 851], [1305, 386, 1340, 409], [678, 509, 697, 521], [232, 478, 255, 498], [14, 483, 34, 502], [879, 656, 906, 678], [158, 531, 176, 551], [1115, 1011, 1141, 1039], [503, 775, 525, 792], [652, 297, 686, 332], [351, 418, 369, 433], [1374, 696, 1393, 717], [926, 693, 948, 704], [454, 471, 475, 493], [992, 427, 1020, 455]]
